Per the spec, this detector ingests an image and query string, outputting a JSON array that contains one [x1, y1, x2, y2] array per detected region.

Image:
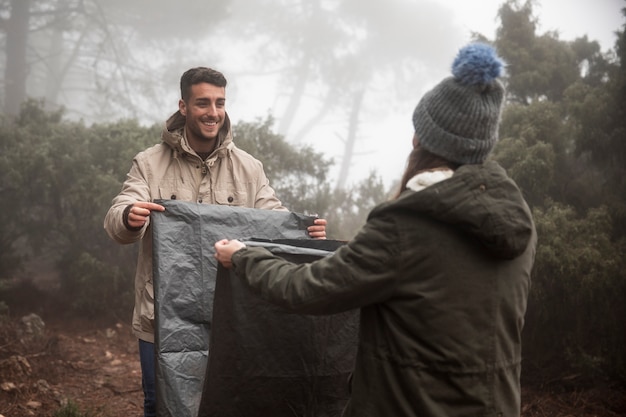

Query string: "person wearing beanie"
[[214, 43, 537, 417]]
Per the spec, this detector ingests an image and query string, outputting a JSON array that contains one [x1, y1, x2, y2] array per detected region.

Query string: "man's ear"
[[178, 99, 187, 116]]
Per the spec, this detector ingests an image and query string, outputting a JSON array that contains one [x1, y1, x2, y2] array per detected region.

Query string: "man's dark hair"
[[180, 67, 227, 101]]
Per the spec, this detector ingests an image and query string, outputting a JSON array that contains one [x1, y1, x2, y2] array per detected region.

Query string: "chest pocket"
[[158, 184, 195, 201], [214, 189, 248, 206]]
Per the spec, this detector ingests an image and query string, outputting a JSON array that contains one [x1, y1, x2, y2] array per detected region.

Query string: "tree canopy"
[[491, 0, 626, 381]]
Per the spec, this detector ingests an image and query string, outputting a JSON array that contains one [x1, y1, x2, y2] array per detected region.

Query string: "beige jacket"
[[104, 111, 285, 342]]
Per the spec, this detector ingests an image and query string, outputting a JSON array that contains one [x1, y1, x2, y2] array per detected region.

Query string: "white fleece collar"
[[406, 169, 454, 192]]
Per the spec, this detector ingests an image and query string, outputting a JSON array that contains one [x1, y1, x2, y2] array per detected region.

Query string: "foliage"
[[61, 252, 134, 317], [496, 0, 580, 103], [0, 99, 157, 317], [0, 101, 385, 317], [233, 116, 334, 216], [492, 0, 626, 382], [525, 203, 626, 380], [324, 172, 390, 240], [233, 116, 387, 240], [53, 400, 97, 417]]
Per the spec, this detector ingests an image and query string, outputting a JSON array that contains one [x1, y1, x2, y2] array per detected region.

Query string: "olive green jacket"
[[231, 161, 536, 417], [104, 111, 285, 342]]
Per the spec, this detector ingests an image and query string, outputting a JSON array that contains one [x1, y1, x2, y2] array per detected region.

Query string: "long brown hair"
[[393, 134, 459, 199]]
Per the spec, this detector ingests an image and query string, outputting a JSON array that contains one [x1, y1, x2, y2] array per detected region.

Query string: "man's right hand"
[[127, 202, 165, 229]]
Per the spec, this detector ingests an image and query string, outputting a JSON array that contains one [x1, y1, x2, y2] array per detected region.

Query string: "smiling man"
[[178, 72, 226, 156], [104, 67, 327, 417]]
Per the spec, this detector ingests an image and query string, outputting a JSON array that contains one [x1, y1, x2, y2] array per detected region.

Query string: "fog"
[[1, 0, 623, 188]]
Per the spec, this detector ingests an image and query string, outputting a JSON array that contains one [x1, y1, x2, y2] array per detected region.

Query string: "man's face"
[[179, 82, 226, 143]]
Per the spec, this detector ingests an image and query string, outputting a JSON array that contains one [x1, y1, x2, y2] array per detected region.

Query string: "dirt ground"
[[0, 315, 143, 416], [0, 312, 625, 417]]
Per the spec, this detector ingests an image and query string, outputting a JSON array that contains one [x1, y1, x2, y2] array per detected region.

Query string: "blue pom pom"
[[451, 43, 504, 86]]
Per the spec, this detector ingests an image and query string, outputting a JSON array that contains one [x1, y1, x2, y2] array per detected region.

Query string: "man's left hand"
[[307, 218, 327, 240]]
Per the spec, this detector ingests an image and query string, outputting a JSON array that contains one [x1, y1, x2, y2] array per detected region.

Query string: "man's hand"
[[127, 202, 165, 229], [307, 218, 327, 240], [214, 239, 246, 269]]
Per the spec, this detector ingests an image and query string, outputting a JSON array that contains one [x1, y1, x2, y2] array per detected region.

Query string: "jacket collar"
[[406, 169, 454, 192], [161, 110, 233, 160]]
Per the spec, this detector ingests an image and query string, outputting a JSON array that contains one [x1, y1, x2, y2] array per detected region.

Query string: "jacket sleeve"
[[252, 166, 287, 211], [103, 154, 152, 244], [231, 213, 401, 314]]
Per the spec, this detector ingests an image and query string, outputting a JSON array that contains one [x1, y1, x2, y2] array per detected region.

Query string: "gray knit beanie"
[[412, 43, 505, 165]]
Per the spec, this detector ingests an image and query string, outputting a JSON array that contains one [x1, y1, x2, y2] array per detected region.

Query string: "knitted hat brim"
[[413, 101, 497, 165]]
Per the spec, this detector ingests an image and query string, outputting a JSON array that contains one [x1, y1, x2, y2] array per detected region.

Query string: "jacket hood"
[[379, 160, 534, 259], [161, 110, 233, 157]]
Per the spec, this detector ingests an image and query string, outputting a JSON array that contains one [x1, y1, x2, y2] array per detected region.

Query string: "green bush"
[[60, 251, 135, 317], [53, 400, 96, 417], [523, 203, 626, 381]]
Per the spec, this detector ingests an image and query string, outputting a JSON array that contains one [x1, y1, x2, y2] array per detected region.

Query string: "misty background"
[[1, 0, 626, 406], [1, 0, 622, 189]]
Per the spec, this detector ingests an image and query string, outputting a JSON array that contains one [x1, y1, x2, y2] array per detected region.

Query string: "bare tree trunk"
[[336, 89, 364, 190], [4, 0, 30, 116], [277, 56, 310, 136], [44, 25, 65, 108], [277, 0, 325, 137], [44, 9, 89, 110]]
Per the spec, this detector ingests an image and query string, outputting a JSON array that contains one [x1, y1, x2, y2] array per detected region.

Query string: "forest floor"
[[0, 303, 624, 416]]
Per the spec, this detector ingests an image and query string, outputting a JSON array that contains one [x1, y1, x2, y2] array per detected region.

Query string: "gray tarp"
[[198, 240, 359, 417], [151, 200, 356, 417]]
